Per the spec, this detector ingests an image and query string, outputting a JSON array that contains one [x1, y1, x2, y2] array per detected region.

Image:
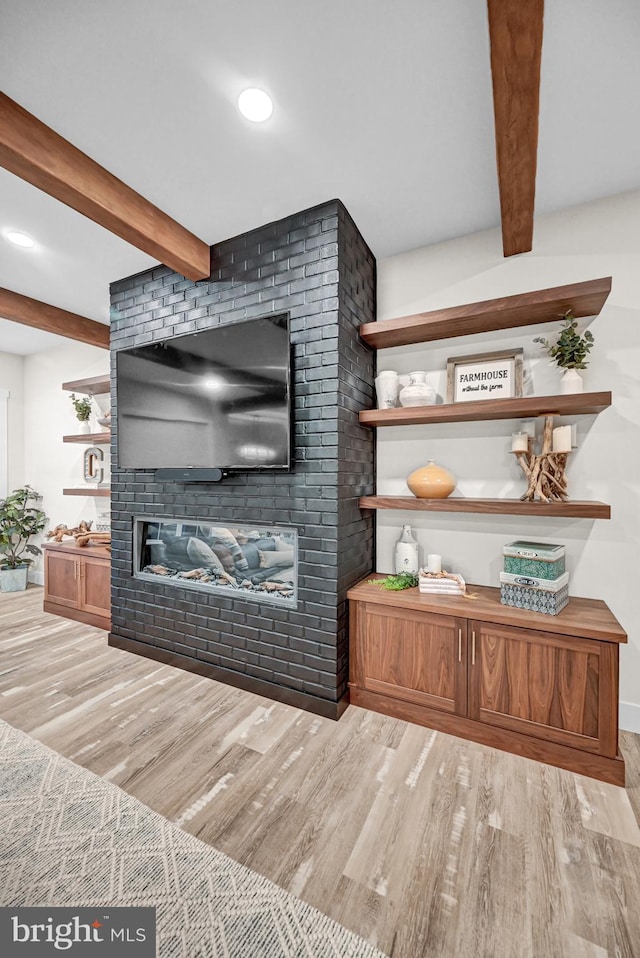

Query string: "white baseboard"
[[620, 701, 640, 734], [28, 570, 44, 586]]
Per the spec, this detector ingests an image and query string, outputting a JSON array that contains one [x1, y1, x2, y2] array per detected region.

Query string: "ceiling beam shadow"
[[0, 92, 211, 280], [0, 287, 109, 349], [487, 0, 544, 257]]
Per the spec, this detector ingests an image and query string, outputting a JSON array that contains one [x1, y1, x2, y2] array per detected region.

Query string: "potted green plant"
[[534, 311, 595, 394], [0, 485, 48, 592], [70, 393, 93, 433]]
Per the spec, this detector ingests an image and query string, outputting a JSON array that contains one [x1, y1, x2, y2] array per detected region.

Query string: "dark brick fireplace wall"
[[108, 200, 375, 717]]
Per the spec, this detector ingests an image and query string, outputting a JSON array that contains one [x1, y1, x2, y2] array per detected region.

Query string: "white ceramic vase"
[[78, 420, 92, 433], [375, 370, 400, 408], [560, 368, 583, 394]]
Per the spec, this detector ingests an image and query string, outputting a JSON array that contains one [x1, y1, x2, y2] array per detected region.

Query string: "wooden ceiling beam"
[[0, 287, 109, 349], [0, 93, 210, 280], [487, 0, 544, 257]]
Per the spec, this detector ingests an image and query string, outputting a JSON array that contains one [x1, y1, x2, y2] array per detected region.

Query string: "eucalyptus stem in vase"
[[70, 393, 93, 432], [534, 311, 594, 395]]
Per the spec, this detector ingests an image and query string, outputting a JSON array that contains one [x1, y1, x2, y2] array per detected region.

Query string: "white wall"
[[376, 190, 640, 732], [23, 341, 110, 583], [0, 351, 25, 492]]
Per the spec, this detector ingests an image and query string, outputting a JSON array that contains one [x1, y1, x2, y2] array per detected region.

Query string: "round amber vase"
[[407, 459, 456, 499]]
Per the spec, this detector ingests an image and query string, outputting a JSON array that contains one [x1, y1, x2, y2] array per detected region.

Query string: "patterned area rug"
[[0, 719, 384, 957]]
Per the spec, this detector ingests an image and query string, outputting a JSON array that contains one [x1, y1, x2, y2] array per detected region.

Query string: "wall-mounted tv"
[[116, 314, 291, 475]]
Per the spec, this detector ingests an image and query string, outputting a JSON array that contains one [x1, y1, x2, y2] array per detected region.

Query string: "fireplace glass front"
[[134, 518, 297, 606]]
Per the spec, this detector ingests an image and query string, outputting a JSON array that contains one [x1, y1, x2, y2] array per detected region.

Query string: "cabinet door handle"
[[458, 628, 462, 663], [471, 630, 476, 666]]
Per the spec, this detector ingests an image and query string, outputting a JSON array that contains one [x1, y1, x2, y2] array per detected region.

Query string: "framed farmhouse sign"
[[447, 348, 524, 403]]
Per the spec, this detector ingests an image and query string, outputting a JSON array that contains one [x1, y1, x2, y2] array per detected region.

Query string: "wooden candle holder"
[[513, 415, 571, 503]]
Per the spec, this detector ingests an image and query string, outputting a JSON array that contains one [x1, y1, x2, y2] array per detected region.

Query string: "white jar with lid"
[[399, 379, 435, 407]]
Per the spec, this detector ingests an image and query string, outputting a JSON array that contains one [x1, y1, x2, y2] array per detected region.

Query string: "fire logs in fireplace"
[[135, 518, 297, 606]]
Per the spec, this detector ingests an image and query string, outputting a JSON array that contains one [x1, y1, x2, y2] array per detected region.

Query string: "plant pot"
[[78, 419, 92, 433], [407, 460, 456, 499], [560, 368, 583, 394], [0, 564, 29, 592]]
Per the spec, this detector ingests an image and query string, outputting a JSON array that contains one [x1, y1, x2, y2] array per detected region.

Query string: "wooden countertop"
[[43, 540, 111, 560], [347, 576, 627, 644]]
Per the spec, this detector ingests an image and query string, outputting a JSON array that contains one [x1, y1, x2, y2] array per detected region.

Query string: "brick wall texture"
[[108, 200, 376, 707]]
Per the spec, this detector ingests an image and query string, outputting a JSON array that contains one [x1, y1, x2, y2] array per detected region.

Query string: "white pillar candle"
[[552, 425, 572, 453], [427, 554, 442, 574], [511, 432, 529, 452]]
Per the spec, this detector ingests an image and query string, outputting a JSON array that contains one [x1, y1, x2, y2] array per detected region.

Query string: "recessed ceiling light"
[[202, 375, 225, 391], [5, 230, 35, 248], [237, 88, 273, 123]]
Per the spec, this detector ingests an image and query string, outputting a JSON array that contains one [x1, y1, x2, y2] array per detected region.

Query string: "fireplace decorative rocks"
[[109, 200, 376, 719], [135, 518, 297, 606]]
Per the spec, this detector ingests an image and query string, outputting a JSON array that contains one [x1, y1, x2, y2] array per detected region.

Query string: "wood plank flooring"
[[1, 587, 640, 957]]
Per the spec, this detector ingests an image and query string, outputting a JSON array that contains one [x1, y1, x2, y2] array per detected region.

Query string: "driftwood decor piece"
[[75, 531, 111, 548], [46, 520, 111, 551], [513, 415, 570, 502], [47, 520, 93, 542]]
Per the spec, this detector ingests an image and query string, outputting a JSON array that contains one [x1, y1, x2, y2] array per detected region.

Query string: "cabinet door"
[[80, 556, 111, 617], [44, 551, 80, 609], [467, 620, 617, 756], [353, 602, 467, 715]]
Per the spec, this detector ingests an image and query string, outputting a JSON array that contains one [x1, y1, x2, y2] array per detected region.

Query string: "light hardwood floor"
[[1, 587, 639, 957]]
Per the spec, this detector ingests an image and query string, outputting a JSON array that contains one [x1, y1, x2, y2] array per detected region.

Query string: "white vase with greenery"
[[70, 393, 93, 433], [534, 311, 595, 395]]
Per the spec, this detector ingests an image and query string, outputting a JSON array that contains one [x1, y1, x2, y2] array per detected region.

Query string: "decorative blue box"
[[500, 570, 569, 592], [500, 581, 569, 616], [503, 540, 566, 580]]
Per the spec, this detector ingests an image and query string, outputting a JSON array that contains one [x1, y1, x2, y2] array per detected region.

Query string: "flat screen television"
[[116, 314, 291, 475]]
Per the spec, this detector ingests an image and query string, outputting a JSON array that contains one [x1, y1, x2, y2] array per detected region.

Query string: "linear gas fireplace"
[[134, 518, 298, 606]]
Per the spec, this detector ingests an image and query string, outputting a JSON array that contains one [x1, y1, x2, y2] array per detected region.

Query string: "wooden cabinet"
[[348, 579, 626, 785], [351, 277, 625, 782], [44, 542, 111, 631]]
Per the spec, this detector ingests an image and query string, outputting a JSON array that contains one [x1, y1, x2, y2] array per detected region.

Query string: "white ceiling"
[[0, 0, 639, 355]]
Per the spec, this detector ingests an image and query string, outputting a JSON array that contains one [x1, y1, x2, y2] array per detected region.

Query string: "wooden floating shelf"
[[360, 391, 612, 427], [63, 487, 111, 498], [360, 277, 612, 349], [62, 374, 110, 395], [359, 496, 611, 519], [63, 432, 111, 444]]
